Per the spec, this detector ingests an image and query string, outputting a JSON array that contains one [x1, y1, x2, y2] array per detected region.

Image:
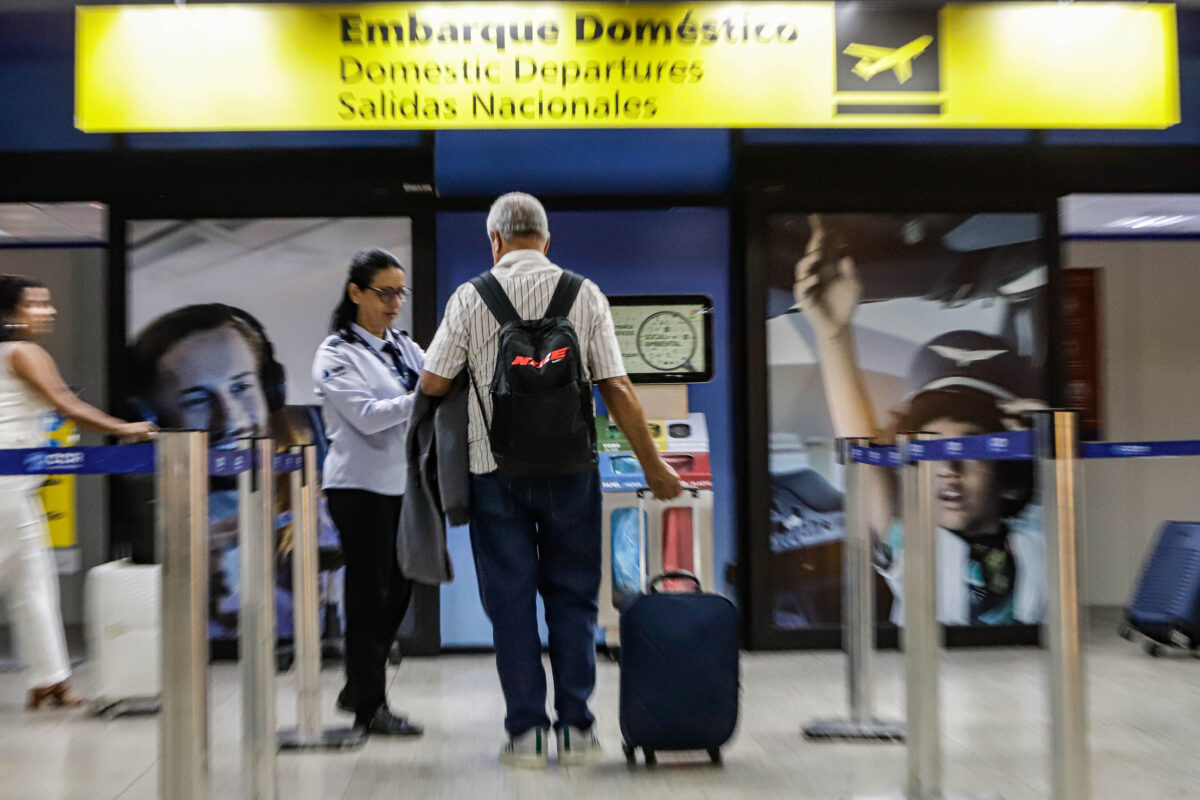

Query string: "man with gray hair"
[[421, 192, 682, 767]]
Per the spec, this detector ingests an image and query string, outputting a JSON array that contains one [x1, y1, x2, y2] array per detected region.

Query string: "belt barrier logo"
[[23, 450, 87, 473]]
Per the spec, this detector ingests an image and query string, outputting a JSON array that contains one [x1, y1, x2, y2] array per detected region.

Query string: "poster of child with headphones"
[[119, 218, 414, 646], [764, 212, 1048, 634]]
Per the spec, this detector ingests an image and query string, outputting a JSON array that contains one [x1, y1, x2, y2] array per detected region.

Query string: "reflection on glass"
[[611, 508, 646, 607]]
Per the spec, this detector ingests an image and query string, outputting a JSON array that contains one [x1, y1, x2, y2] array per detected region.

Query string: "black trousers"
[[325, 489, 413, 725]]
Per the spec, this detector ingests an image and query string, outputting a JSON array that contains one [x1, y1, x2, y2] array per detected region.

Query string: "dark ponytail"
[[0, 274, 44, 342], [329, 249, 405, 337]]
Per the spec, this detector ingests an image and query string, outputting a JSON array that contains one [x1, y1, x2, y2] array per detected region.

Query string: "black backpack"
[[469, 269, 598, 477]]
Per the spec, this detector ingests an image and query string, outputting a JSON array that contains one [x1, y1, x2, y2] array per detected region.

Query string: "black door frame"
[[733, 142, 1200, 649]]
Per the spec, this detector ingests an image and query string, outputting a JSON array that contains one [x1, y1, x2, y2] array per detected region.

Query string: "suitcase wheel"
[[643, 749, 657, 766], [622, 742, 636, 764], [1143, 641, 1163, 657], [1117, 622, 1133, 641], [708, 748, 722, 764]]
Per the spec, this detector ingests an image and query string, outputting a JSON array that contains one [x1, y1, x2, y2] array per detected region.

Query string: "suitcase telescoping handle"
[[648, 570, 702, 593], [635, 487, 702, 593]]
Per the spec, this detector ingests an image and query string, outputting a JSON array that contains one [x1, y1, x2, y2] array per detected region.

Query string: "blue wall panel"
[[436, 207, 734, 647], [0, 12, 110, 152], [435, 130, 731, 197]]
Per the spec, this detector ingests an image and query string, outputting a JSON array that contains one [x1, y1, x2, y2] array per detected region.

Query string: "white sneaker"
[[556, 725, 603, 765], [500, 727, 550, 769]]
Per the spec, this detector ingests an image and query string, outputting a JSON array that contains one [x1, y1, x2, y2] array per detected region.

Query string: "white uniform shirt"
[[423, 250, 626, 474], [312, 323, 424, 496]]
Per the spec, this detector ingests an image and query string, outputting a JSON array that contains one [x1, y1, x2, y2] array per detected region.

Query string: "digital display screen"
[[607, 294, 713, 383]]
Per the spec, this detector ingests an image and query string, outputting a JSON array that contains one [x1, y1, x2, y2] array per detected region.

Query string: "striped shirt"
[[424, 249, 626, 474]]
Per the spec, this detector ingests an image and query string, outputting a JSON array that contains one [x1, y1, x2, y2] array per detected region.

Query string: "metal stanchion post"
[[870, 433, 998, 800], [1036, 410, 1090, 800], [291, 444, 321, 740], [804, 437, 904, 742], [239, 437, 277, 800], [278, 444, 364, 750], [157, 431, 210, 800], [900, 432, 942, 799]]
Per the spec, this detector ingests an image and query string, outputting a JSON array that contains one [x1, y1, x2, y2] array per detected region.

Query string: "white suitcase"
[[85, 560, 162, 716]]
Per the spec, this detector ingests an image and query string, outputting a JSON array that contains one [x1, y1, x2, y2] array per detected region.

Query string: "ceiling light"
[[1105, 215, 1197, 230]]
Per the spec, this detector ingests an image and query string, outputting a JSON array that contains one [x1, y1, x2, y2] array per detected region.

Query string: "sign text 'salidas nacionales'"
[[337, 8, 800, 122]]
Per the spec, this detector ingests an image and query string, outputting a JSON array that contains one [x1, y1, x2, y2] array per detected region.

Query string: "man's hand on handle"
[[644, 458, 684, 501]]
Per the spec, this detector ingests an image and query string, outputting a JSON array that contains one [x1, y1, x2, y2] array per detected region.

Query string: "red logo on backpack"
[[512, 347, 570, 369]]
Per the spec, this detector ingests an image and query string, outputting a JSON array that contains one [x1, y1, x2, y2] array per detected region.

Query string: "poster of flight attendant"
[[115, 217, 413, 648], [764, 212, 1048, 634]]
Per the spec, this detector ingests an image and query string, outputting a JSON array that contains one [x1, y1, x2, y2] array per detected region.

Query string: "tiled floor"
[[1, 610, 1197, 800]]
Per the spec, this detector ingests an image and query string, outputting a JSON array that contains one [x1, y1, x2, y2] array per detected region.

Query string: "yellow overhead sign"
[[75, 2, 1180, 131]]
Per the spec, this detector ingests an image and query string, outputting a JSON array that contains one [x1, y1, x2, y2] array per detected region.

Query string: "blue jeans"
[[469, 469, 601, 736]]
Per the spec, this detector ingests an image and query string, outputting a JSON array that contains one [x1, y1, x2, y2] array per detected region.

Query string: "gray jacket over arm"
[[396, 371, 469, 584]]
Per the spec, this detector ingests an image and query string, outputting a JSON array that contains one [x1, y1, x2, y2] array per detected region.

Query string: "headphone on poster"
[[226, 306, 286, 412], [128, 303, 287, 423]]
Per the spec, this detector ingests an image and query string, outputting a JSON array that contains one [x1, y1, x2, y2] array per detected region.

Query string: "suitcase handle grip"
[[648, 570, 702, 593], [636, 487, 701, 500]]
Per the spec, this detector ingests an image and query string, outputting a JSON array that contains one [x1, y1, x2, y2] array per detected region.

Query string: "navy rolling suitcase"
[[1120, 521, 1200, 655], [618, 569, 739, 765]]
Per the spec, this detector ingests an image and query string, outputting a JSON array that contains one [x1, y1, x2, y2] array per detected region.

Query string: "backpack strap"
[[544, 270, 584, 319], [470, 272, 521, 325], [466, 365, 493, 431]]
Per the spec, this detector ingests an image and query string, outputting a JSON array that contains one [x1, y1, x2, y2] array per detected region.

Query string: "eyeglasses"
[[367, 286, 411, 304]]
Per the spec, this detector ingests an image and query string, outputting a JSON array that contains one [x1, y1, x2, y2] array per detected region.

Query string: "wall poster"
[[115, 217, 413, 648], [762, 212, 1049, 640]]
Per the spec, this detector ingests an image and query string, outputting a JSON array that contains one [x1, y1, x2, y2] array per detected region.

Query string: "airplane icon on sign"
[[843, 35, 934, 84]]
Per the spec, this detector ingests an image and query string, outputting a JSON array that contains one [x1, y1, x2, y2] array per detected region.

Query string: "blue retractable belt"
[[850, 430, 1034, 466], [209, 451, 304, 476], [0, 444, 156, 475], [850, 431, 1200, 466], [0, 444, 305, 477], [849, 445, 901, 466], [1081, 440, 1200, 460], [208, 450, 254, 477], [909, 430, 1034, 462]]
